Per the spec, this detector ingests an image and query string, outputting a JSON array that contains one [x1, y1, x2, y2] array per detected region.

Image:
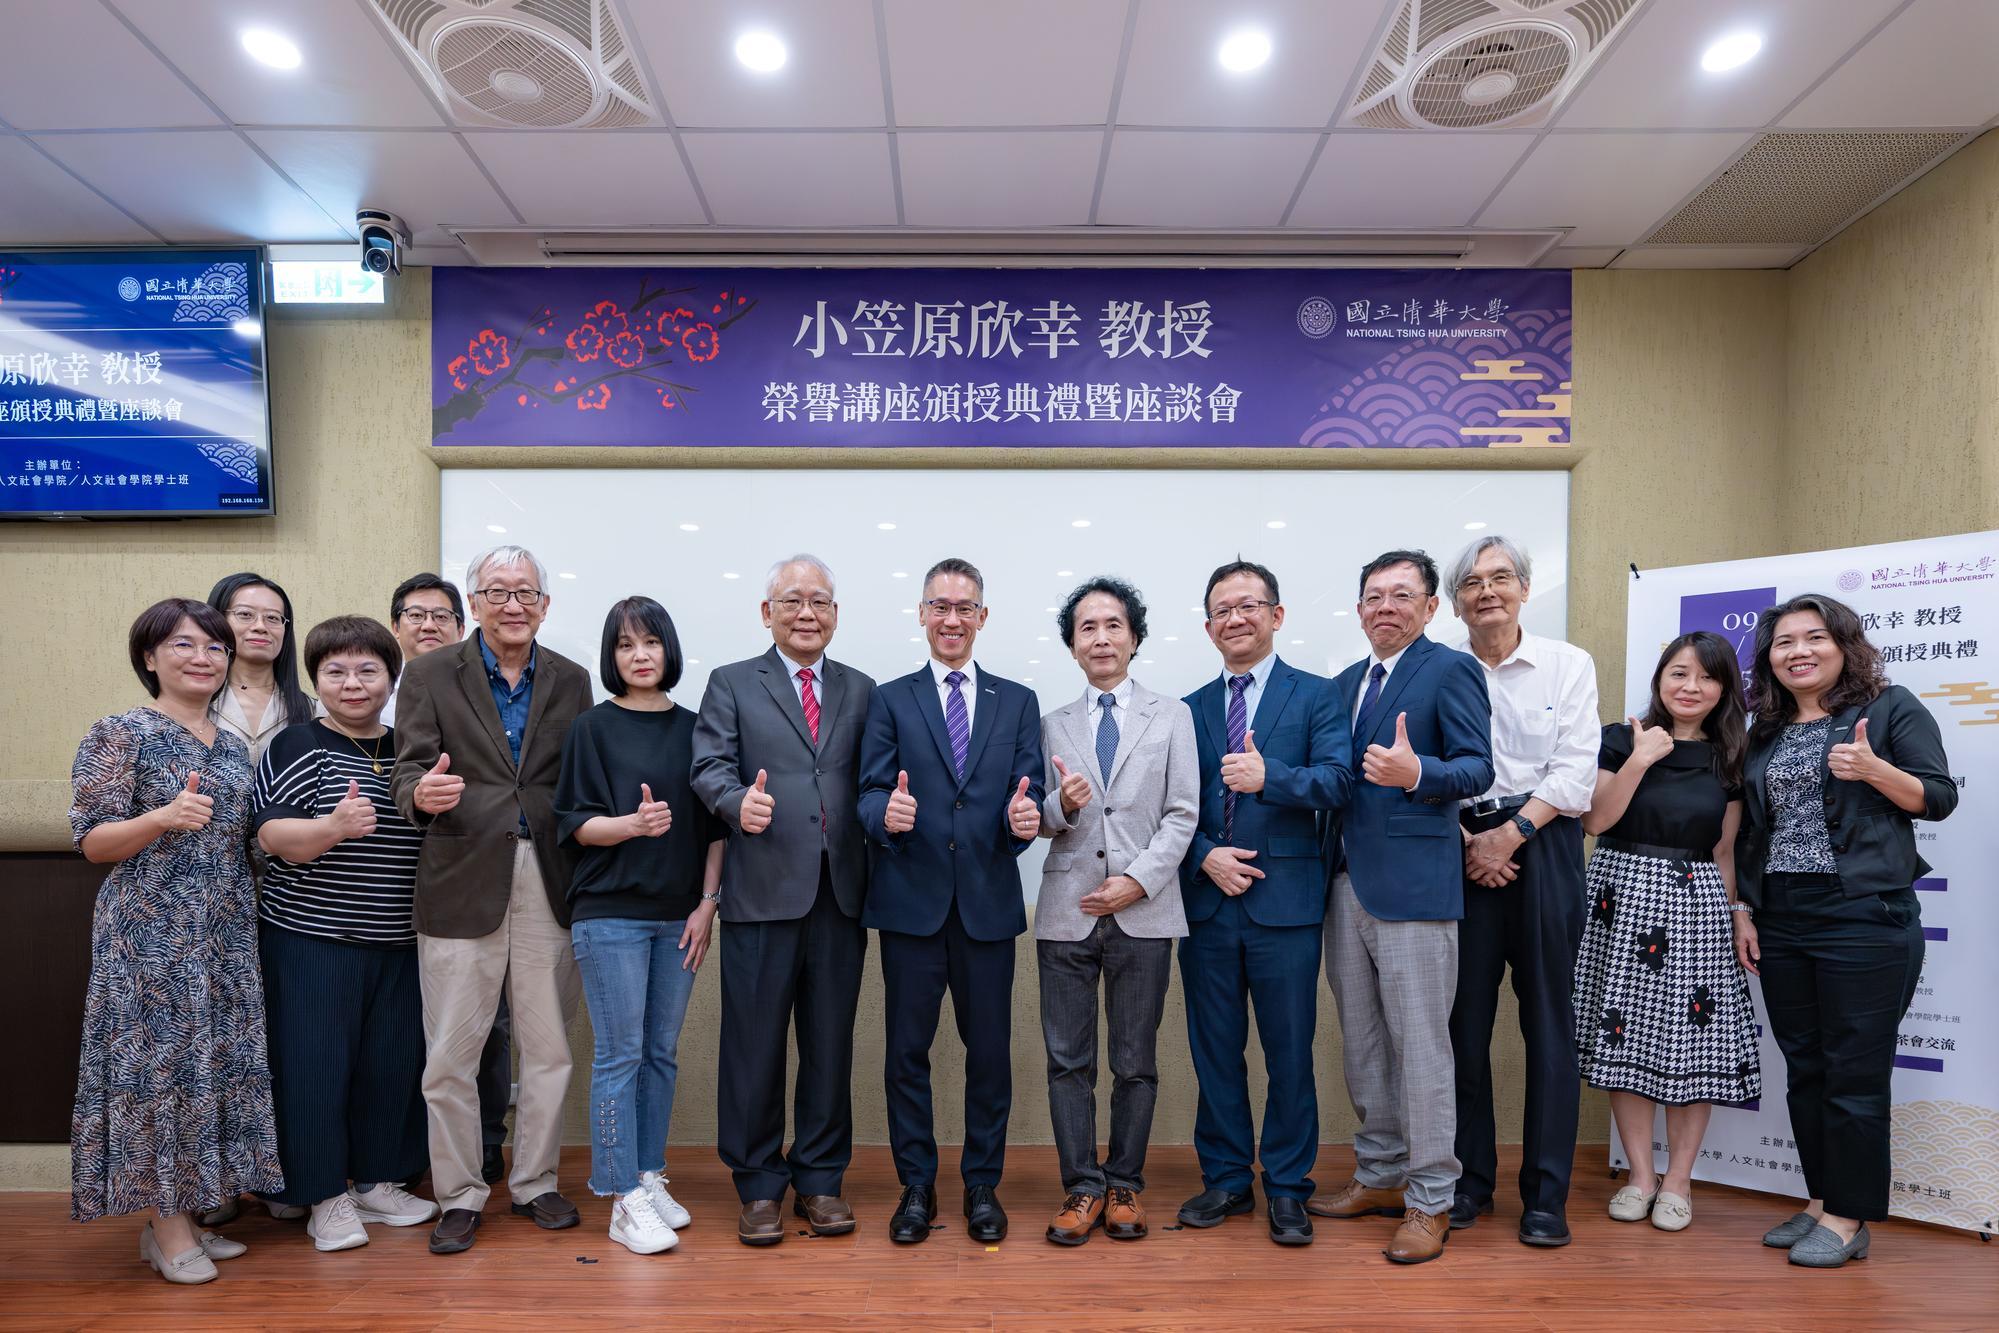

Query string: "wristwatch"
[[700, 890, 721, 904], [1510, 812, 1538, 842]]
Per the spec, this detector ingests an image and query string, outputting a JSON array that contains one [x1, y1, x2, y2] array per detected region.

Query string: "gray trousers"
[[1037, 916, 1174, 1195], [1326, 871, 1461, 1213]]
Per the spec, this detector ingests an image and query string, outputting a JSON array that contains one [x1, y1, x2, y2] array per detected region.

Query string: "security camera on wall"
[[357, 208, 409, 276]]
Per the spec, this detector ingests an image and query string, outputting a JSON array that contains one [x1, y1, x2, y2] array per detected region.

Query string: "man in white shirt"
[[1441, 535, 1599, 1248]]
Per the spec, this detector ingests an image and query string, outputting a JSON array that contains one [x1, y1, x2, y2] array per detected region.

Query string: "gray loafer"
[[1788, 1222, 1869, 1267], [1762, 1211, 1818, 1248]]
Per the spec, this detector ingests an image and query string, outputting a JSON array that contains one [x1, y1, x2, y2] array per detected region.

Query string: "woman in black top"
[[555, 597, 724, 1257], [1575, 632, 1756, 1234], [1738, 593, 1957, 1268]]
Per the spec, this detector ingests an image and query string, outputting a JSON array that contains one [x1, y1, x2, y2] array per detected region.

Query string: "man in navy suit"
[[858, 557, 1045, 1246], [1312, 550, 1493, 1266], [1176, 560, 1351, 1246]]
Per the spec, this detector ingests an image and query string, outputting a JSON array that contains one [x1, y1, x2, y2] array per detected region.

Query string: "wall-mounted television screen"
[[0, 248, 273, 520]]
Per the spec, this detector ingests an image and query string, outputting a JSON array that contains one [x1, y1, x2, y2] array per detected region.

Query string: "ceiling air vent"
[[1343, 0, 1645, 131], [366, 0, 657, 129]]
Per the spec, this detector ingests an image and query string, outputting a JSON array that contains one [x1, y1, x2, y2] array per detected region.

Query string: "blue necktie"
[[1223, 673, 1251, 841], [1096, 692, 1120, 787], [945, 670, 970, 779], [1353, 661, 1387, 745]]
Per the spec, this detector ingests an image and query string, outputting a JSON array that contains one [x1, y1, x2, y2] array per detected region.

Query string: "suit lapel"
[[758, 647, 816, 752], [454, 637, 512, 767], [1362, 636, 1433, 749], [517, 646, 552, 771], [1250, 660, 1298, 738], [1195, 676, 1227, 759], [814, 658, 850, 755], [913, 669, 958, 777], [1051, 699, 1098, 787], [1104, 686, 1159, 789], [959, 668, 1000, 789]]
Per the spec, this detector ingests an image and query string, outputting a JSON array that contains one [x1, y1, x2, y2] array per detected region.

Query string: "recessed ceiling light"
[[687, 658, 699, 665], [722, 571, 740, 580], [232, 318, 261, 338], [877, 521, 896, 530], [909, 636, 922, 643], [1334, 609, 1350, 617], [558, 571, 577, 580], [736, 30, 787, 73], [1045, 607, 1058, 613], [1027, 659, 1040, 666], [679, 522, 699, 531], [1163, 635, 1178, 642], [1700, 31, 1762, 73], [1217, 27, 1272, 73], [1291, 639, 1305, 645], [1464, 520, 1488, 530], [241, 28, 302, 71], [1056, 570, 1073, 578], [1037, 635, 1049, 642], [1266, 519, 1286, 529], [485, 524, 507, 533], [1071, 518, 1091, 528], [891, 570, 908, 579]]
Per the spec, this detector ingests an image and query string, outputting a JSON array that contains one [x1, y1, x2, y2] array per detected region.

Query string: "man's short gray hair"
[[1443, 534, 1532, 606], [765, 553, 837, 600], [466, 544, 549, 594]]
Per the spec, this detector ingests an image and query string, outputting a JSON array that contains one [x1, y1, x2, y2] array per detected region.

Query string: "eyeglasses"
[[1457, 571, 1519, 596], [163, 638, 230, 662], [1206, 599, 1275, 623], [772, 596, 836, 616], [1361, 590, 1424, 610], [319, 665, 387, 686], [397, 607, 461, 626], [227, 608, 288, 629], [922, 599, 983, 619], [476, 588, 544, 606]]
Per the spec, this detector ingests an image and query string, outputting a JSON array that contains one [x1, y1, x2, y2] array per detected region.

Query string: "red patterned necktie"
[[798, 666, 821, 745]]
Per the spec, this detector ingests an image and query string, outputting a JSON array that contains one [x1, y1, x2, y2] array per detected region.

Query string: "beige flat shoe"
[[140, 1223, 219, 1285], [1608, 1183, 1659, 1222], [1652, 1190, 1693, 1231]]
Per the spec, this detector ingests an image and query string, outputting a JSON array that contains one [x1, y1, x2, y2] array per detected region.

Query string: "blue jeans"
[[570, 917, 698, 1197]]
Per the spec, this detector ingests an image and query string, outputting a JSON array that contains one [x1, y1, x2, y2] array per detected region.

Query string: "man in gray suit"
[[1035, 577, 1198, 1246], [692, 554, 874, 1246]]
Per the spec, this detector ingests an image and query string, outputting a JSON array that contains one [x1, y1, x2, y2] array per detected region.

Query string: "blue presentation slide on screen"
[[0, 249, 272, 517]]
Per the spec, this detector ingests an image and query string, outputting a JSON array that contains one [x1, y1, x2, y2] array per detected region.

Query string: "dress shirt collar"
[[929, 658, 978, 688], [1080, 675, 1135, 711], [1220, 652, 1275, 691], [1464, 626, 1540, 670], [476, 629, 537, 684], [778, 647, 824, 679], [1367, 640, 1416, 676]]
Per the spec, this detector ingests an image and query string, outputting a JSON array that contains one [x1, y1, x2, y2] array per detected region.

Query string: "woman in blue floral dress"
[[69, 598, 284, 1284]]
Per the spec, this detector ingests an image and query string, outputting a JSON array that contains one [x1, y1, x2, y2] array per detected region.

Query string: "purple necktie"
[[945, 670, 970, 779], [1223, 673, 1251, 841]]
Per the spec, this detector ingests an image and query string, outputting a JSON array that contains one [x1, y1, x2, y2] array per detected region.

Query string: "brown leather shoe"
[[1306, 1178, 1406, 1219], [1104, 1186, 1146, 1241], [428, 1208, 480, 1254], [509, 1191, 579, 1230], [739, 1198, 784, 1246], [1385, 1208, 1450, 1264], [792, 1194, 857, 1236], [1045, 1191, 1104, 1246]]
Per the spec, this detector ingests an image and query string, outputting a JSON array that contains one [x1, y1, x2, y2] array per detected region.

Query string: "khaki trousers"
[[418, 842, 580, 1213]]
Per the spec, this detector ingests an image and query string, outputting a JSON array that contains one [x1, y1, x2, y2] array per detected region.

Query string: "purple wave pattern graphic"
[[1300, 309, 1572, 448]]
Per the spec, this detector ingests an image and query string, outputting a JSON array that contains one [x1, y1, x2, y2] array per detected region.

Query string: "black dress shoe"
[[481, 1145, 505, 1186], [890, 1184, 937, 1244], [1267, 1196, 1314, 1246], [1177, 1187, 1255, 1228], [510, 1191, 580, 1230], [1449, 1193, 1495, 1230], [1519, 1209, 1572, 1247], [429, 1208, 481, 1254], [965, 1184, 1008, 1242]]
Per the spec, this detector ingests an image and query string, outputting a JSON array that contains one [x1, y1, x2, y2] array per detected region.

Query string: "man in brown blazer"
[[391, 544, 592, 1255]]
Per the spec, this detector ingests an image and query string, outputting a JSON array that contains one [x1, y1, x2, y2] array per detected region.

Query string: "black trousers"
[[880, 900, 1015, 1189], [717, 860, 867, 1202], [1449, 810, 1587, 1214], [1757, 871, 1924, 1221], [476, 991, 512, 1149]]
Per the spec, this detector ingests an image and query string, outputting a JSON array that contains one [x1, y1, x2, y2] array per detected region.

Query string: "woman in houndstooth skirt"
[[1574, 631, 1759, 1232]]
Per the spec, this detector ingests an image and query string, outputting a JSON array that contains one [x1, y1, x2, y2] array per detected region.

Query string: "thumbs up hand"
[[1052, 755, 1094, 816], [1627, 715, 1675, 768], [1362, 712, 1421, 789], [1828, 716, 1878, 783], [415, 751, 464, 814], [160, 771, 214, 832], [739, 769, 774, 835], [884, 769, 918, 834], [1009, 775, 1041, 839], [328, 777, 378, 841], [1221, 727, 1266, 794], [631, 781, 674, 838]]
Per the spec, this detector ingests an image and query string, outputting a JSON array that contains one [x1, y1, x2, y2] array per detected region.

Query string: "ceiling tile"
[[249, 131, 515, 246], [1289, 132, 1534, 228], [884, 0, 1127, 126], [1783, 0, 1999, 128], [1097, 130, 1318, 227], [114, 0, 443, 127], [465, 131, 706, 226], [1556, 0, 1905, 130], [1539, 246, 1624, 268], [680, 132, 895, 225], [1117, 0, 1387, 129], [35, 130, 348, 242], [1477, 132, 1751, 247], [898, 130, 1101, 226], [1613, 245, 1804, 268], [0, 139, 154, 243], [0, 1, 219, 130], [625, 0, 885, 128]]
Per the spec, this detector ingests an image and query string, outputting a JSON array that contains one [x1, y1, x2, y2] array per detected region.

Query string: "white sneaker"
[[307, 1194, 369, 1252], [348, 1182, 439, 1227], [609, 1187, 678, 1254], [639, 1170, 692, 1229]]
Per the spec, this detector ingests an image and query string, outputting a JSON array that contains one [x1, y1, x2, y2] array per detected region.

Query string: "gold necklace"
[[335, 728, 389, 775]]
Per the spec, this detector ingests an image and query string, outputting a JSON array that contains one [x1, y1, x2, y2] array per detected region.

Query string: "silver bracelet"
[[700, 890, 721, 904], [1726, 902, 1752, 916]]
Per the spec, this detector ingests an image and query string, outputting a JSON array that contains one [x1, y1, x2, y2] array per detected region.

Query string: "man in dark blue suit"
[[858, 556, 1045, 1246], [1176, 560, 1351, 1246], [1312, 550, 1493, 1266]]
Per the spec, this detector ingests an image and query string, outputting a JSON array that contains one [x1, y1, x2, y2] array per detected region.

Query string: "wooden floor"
[[1, 1145, 1992, 1331]]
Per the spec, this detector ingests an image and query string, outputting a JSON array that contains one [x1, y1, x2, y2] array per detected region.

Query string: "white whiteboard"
[[442, 467, 1570, 898]]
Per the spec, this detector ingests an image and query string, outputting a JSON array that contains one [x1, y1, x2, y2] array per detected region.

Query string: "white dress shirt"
[[929, 657, 980, 731], [778, 648, 826, 709], [1083, 675, 1135, 749], [1459, 629, 1600, 816]]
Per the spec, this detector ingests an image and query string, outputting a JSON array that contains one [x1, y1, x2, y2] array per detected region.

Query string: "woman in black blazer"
[[1737, 593, 1957, 1269]]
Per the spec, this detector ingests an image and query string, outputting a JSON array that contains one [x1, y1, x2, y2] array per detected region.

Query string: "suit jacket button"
[[1096, 850, 1105, 859], [948, 840, 957, 852], [1104, 808, 1114, 816], [955, 800, 964, 810], [815, 768, 824, 776], [505, 831, 517, 842]]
